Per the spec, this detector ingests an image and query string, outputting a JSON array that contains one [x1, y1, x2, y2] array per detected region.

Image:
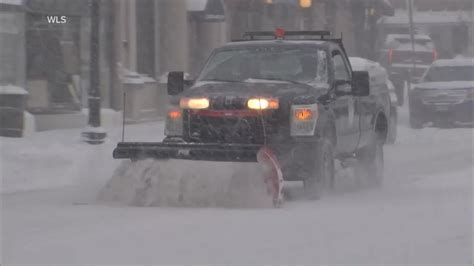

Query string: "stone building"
[[2, 0, 399, 132], [378, 0, 473, 58]]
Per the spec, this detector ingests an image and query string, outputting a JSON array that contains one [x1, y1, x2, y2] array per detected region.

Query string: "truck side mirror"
[[168, 71, 184, 96], [352, 71, 370, 96]]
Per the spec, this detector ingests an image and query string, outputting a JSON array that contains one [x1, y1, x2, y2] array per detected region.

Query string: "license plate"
[[435, 105, 449, 112]]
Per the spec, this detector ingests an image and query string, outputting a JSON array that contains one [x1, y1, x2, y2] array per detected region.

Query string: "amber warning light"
[[168, 109, 182, 120], [294, 108, 314, 121]]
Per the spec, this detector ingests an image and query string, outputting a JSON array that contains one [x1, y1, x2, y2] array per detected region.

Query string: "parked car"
[[379, 34, 438, 105], [350, 57, 398, 144], [408, 58, 474, 128]]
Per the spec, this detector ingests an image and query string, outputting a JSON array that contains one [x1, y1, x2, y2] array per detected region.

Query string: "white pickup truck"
[[350, 57, 398, 144]]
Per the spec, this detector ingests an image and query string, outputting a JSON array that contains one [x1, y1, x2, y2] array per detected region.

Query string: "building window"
[[26, 13, 82, 113]]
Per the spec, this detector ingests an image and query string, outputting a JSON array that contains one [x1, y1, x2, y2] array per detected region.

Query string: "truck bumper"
[[113, 142, 262, 162]]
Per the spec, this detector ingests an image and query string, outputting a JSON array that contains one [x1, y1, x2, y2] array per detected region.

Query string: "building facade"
[[2, 0, 399, 131], [378, 0, 473, 58]]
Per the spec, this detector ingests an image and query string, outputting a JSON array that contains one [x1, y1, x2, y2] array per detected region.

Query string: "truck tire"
[[386, 107, 397, 144], [355, 134, 384, 187], [393, 79, 405, 106], [303, 138, 335, 200]]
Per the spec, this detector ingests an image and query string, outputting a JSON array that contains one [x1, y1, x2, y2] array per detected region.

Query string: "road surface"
[[2, 107, 472, 264]]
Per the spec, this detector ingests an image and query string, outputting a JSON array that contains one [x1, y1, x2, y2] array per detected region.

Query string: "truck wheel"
[[393, 80, 405, 106], [303, 138, 335, 200], [355, 135, 384, 187], [386, 107, 397, 144]]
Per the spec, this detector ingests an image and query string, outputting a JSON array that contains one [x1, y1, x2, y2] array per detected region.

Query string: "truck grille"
[[188, 113, 275, 144]]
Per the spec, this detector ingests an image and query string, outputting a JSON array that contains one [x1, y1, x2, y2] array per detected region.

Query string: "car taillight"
[[432, 49, 438, 62], [388, 48, 394, 64]]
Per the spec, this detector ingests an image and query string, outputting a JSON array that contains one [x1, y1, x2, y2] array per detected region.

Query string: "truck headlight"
[[247, 98, 279, 110], [291, 104, 318, 136], [165, 107, 183, 136], [180, 98, 209, 109]]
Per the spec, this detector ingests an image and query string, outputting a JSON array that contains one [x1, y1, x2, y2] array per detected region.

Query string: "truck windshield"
[[197, 47, 328, 85], [423, 66, 474, 82]]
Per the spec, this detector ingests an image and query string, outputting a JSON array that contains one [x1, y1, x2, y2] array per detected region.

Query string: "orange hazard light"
[[294, 108, 313, 121], [168, 109, 182, 120]]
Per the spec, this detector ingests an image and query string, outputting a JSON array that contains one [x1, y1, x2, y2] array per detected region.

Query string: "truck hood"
[[181, 80, 323, 99], [415, 81, 474, 90]]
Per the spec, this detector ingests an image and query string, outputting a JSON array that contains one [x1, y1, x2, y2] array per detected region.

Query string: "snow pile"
[[98, 159, 274, 208], [1, 121, 165, 194], [0, 84, 28, 95], [0, 132, 119, 194]]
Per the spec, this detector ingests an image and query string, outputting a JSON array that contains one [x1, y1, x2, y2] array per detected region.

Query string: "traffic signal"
[[299, 0, 312, 8]]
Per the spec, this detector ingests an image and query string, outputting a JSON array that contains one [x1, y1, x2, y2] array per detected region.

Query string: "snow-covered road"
[[2, 108, 473, 264]]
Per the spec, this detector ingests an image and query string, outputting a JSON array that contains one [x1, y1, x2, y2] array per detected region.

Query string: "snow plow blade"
[[112, 142, 262, 162]]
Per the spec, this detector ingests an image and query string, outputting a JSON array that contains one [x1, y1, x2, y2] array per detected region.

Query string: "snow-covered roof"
[[349, 57, 388, 86], [0, 84, 28, 95], [349, 57, 382, 71], [432, 58, 474, 67], [379, 9, 473, 26]]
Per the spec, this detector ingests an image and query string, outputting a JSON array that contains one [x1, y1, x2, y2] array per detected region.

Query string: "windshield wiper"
[[247, 78, 309, 86]]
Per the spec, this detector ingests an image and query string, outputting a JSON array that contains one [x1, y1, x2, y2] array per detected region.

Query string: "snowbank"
[[0, 84, 28, 95], [0, 129, 118, 194], [1, 121, 165, 194], [98, 159, 273, 208]]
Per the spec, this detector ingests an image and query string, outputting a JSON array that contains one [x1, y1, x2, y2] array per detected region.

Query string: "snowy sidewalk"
[[0, 122, 165, 194]]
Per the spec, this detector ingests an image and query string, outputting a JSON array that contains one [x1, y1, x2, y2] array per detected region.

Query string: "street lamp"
[[81, 0, 106, 144]]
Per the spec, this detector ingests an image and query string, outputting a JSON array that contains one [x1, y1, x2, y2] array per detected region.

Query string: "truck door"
[[331, 50, 359, 154]]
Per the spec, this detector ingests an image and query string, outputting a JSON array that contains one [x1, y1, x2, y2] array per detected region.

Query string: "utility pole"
[[407, 0, 416, 87], [82, 0, 107, 144], [367, 0, 378, 60]]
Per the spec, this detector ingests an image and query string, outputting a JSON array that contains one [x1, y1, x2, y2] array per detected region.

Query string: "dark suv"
[[408, 58, 474, 128]]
